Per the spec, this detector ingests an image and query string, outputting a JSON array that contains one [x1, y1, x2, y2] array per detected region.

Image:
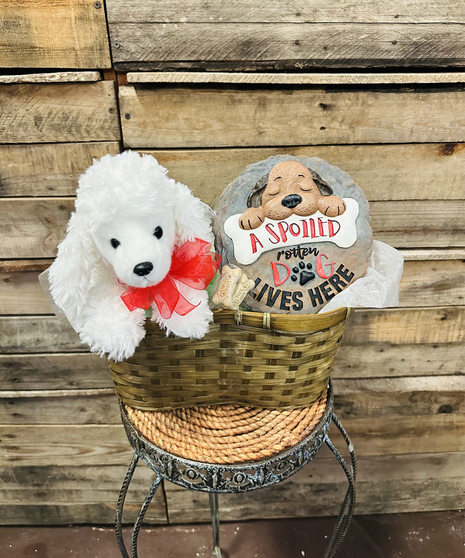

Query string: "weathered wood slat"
[[1, 308, 463, 354], [0, 142, 121, 197], [165, 452, 465, 521], [370, 200, 464, 248], [166, 475, 465, 522], [1, 271, 53, 314], [1, 454, 462, 525], [119, 86, 465, 148], [344, 307, 465, 345], [0, 71, 101, 84], [0, 425, 132, 467], [0, 415, 462, 467], [402, 249, 465, 261], [0, 342, 460, 397], [332, 377, 465, 418], [334, 342, 464, 378], [0, 198, 73, 258], [165, 450, 465, 520], [0, 464, 161, 505], [0, 354, 110, 390], [142, 143, 465, 203], [399, 260, 465, 306], [0, 248, 461, 273], [2, 455, 462, 524], [3, 142, 463, 201], [0, 502, 164, 526], [0, 377, 462, 424], [0, 260, 53, 273], [296, 449, 465, 482], [0, 82, 120, 144], [1, 259, 463, 315], [0, 467, 167, 525], [111, 23, 465, 70], [338, 414, 465, 456], [0, 463, 167, 524], [128, 72, 465, 85], [1, 198, 461, 258], [0, 0, 111, 69], [0, 316, 83, 354], [0, 392, 120, 425], [107, 1, 465, 24], [0, 249, 462, 273], [0, 341, 462, 397]]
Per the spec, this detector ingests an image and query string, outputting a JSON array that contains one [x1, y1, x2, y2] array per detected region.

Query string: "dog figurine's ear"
[[246, 173, 269, 208], [48, 212, 101, 329], [309, 169, 334, 196], [170, 181, 213, 243]]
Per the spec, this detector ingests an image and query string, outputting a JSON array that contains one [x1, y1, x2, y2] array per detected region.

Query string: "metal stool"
[[115, 382, 356, 558]]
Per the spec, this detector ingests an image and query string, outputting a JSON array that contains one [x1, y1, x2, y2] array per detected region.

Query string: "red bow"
[[120, 239, 221, 319]]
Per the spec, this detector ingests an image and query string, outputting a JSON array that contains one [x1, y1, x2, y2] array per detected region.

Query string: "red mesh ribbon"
[[121, 239, 221, 319]]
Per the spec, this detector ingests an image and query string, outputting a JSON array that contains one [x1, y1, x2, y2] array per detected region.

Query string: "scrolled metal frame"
[[115, 381, 356, 558]]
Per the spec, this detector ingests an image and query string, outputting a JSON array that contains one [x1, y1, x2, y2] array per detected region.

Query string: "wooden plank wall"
[[106, 0, 465, 70], [0, 0, 111, 69], [0, 71, 166, 525], [0, 0, 464, 527], [118, 76, 465, 521]]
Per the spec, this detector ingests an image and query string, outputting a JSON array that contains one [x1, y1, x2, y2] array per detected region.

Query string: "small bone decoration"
[[212, 265, 255, 310]]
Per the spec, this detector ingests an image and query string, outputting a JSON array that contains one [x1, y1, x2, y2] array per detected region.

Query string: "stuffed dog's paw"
[[239, 207, 265, 230], [80, 317, 146, 361], [79, 296, 146, 361], [318, 196, 347, 217], [155, 291, 213, 339]]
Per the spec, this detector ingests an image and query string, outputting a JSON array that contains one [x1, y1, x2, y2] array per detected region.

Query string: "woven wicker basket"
[[108, 307, 351, 411]]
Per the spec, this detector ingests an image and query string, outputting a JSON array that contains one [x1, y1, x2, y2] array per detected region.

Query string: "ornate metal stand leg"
[[115, 452, 162, 558], [323, 414, 357, 558], [116, 453, 140, 558], [131, 475, 162, 558], [209, 492, 223, 558]]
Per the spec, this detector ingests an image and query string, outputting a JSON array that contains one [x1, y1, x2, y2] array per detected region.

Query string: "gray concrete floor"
[[1, 511, 463, 558]]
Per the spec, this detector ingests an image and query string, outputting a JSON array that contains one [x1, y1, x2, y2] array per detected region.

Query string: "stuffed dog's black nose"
[[133, 262, 154, 276], [282, 194, 302, 208]]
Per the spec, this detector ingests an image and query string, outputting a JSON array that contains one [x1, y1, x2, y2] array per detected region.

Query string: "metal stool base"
[[115, 384, 356, 558]]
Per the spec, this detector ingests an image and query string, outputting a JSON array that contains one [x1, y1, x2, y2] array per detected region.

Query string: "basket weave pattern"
[[126, 389, 327, 464], [109, 308, 350, 411]]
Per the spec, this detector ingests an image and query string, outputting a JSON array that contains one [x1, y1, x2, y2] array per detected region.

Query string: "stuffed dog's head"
[[49, 151, 213, 327], [93, 211, 176, 288], [248, 160, 334, 220]]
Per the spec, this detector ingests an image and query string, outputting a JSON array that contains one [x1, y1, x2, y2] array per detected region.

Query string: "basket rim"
[[223, 306, 351, 323], [143, 306, 352, 334]]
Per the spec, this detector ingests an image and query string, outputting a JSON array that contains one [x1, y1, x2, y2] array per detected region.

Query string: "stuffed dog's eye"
[[298, 174, 305, 178], [153, 226, 163, 239], [110, 238, 120, 249]]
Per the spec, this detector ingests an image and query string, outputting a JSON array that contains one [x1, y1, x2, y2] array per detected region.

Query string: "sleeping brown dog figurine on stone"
[[239, 160, 347, 230]]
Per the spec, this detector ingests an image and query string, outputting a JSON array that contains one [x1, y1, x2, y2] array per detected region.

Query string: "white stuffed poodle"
[[49, 151, 217, 362]]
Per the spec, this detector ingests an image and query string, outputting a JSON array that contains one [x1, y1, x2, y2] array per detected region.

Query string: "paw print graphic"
[[291, 261, 315, 286]]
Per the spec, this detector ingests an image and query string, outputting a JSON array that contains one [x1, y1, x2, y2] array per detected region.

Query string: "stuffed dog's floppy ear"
[[170, 181, 213, 243], [309, 169, 334, 196], [247, 173, 269, 208], [48, 212, 101, 329]]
